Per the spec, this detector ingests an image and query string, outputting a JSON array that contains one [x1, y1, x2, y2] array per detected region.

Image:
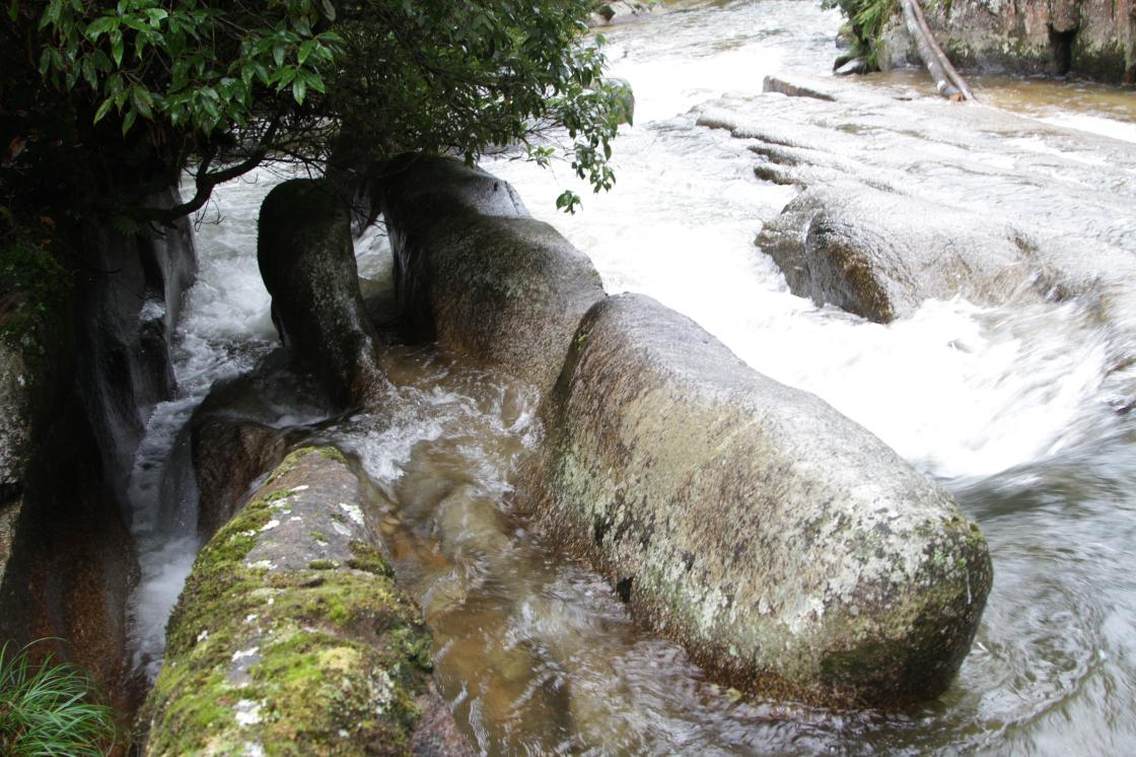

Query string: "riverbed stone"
[[258, 179, 387, 407], [139, 446, 469, 755], [376, 156, 606, 397], [755, 184, 1042, 322], [530, 293, 992, 707]]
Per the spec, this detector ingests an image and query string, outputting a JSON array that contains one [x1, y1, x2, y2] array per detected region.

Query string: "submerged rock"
[[533, 293, 992, 706], [376, 156, 605, 397], [140, 447, 469, 755], [190, 354, 331, 540], [258, 179, 386, 407]]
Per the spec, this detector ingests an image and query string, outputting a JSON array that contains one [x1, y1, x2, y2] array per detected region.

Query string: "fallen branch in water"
[[900, 0, 977, 101]]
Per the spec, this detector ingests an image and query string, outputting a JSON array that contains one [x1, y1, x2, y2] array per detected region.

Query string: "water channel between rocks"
[[125, 0, 1136, 753]]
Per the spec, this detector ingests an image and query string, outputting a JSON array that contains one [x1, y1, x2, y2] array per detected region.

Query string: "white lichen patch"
[[259, 519, 281, 532], [196, 630, 210, 643], [332, 521, 352, 538], [247, 559, 276, 571], [231, 646, 260, 663], [244, 614, 259, 624], [371, 669, 394, 715], [243, 742, 266, 757], [289, 516, 303, 522], [235, 699, 263, 727], [338, 502, 365, 526], [291, 485, 310, 493]]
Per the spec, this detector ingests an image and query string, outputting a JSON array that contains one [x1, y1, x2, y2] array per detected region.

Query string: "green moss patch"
[[141, 449, 435, 755]]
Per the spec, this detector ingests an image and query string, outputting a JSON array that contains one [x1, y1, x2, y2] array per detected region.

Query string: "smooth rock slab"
[[140, 447, 469, 755], [533, 294, 993, 706]]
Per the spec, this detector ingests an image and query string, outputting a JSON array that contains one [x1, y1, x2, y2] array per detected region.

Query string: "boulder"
[[139, 447, 470, 755], [589, 1, 652, 27], [755, 184, 1042, 322], [258, 179, 386, 407], [190, 353, 333, 540], [376, 157, 606, 397], [531, 293, 992, 706]]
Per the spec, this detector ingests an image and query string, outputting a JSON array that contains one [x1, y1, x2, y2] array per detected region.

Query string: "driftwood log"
[[901, 0, 977, 101]]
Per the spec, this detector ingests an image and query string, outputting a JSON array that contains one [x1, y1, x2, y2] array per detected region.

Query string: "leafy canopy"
[[4, 0, 622, 221]]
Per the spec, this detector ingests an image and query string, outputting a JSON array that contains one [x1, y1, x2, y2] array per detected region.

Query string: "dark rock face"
[[140, 447, 470, 755], [530, 293, 992, 706], [0, 187, 196, 713], [258, 179, 386, 407], [376, 156, 605, 397], [877, 0, 1136, 82], [191, 353, 333, 540]]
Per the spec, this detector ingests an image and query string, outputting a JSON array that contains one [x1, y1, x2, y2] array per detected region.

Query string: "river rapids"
[[124, 1, 1136, 753]]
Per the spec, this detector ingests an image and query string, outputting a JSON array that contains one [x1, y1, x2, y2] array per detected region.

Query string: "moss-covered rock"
[[139, 447, 469, 755]]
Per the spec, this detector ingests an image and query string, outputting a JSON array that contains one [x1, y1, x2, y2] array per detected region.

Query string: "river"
[[126, 0, 1136, 753]]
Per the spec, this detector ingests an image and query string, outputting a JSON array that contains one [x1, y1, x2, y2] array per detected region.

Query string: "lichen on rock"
[[139, 446, 467, 755]]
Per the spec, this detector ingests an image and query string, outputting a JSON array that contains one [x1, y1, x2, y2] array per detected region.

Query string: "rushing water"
[[126, 0, 1136, 752]]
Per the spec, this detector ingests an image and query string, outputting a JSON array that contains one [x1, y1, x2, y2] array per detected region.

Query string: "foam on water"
[[125, 169, 282, 679]]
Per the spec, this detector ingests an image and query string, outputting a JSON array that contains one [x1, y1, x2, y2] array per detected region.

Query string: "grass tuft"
[[0, 641, 116, 756]]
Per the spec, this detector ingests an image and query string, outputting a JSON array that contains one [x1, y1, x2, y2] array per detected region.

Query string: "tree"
[[1, 0, 622, 231]]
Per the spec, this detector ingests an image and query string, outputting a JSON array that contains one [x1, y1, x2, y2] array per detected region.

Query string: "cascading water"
[[126, 0, 1136, 752], [125, 170, 280, 680]]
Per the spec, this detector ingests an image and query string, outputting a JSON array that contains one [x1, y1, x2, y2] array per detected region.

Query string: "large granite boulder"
[[258, 179, 386, 407], [376, 156, 606, 397], [531, 293, 992, 706], [140, 447, 469, 755]]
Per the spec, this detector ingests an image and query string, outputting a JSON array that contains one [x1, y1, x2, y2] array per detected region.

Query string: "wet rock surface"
[[531, 293, 992, 706], [377, 156, 606, 397], [190, 354, 330, 540], [141, 447, 469, 755], [258, 179, 387, 407], [700, 79, 1136, 391]]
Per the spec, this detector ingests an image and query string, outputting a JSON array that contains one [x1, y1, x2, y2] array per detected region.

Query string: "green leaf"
[[298, 39, 315, 66], [131, 86, 154, 119], [122, 108, 136, 135], [85, 16, 116, 41], [110, 31, 124, 67], [93, 97, 114, 124]]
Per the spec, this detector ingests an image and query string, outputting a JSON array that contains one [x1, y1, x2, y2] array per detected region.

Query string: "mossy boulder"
[[139, 447, 469, 755], [530, 294, 992, 707], [376, 156, 605, 397], [258, 179, 387, 407]]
